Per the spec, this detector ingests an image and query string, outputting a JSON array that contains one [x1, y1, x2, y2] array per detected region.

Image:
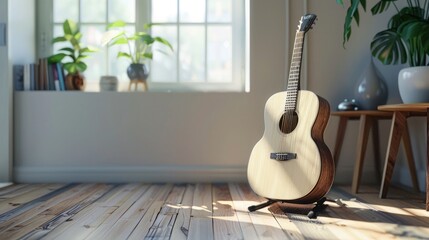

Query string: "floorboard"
[[0, 183, 427, 240]]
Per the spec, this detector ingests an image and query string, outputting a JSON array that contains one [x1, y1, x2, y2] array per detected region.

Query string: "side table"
[[378, 103, 429, 211], [331, 111, 418, 194]]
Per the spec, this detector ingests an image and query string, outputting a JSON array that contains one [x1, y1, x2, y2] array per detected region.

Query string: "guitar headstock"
[[298, 14, 317, 33]]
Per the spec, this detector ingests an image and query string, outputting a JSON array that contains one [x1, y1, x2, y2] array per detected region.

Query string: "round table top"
[[331, 110, 393, 117], [378, 103, 429, 113]]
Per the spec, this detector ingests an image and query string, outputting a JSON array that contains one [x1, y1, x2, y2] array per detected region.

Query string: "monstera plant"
[[338, 0, 429, 66], [338, 0, 429, 103]]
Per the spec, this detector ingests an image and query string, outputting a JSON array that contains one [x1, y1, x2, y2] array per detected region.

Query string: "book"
[[52, 64, 60, 91], [56, 63, 66, 91], [23, 64, 30, 91], [13, 65, 24, 91]]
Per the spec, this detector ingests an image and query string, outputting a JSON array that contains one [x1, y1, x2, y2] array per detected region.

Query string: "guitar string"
[[284, 31, 304, 157]]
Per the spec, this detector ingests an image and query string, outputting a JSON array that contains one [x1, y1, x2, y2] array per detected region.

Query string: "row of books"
[[14, 58, 68, 91]]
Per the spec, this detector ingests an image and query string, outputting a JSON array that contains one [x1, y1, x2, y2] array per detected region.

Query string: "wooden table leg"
[[372, 120, 382, 182], [352, 115, 372, 194], [333, 117, 348, 169], [380, 111, 407, 198], [402, 123, 419, 192]]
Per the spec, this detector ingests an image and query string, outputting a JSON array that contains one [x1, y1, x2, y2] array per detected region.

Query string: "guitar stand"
[[248, 197, 333, 219]]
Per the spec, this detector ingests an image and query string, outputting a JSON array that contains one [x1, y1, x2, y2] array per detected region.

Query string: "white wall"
[[14, 0, 287, 183], [0, 0, 12, 182], [12, 0, 428, 190], [0, 0, 36, 182]]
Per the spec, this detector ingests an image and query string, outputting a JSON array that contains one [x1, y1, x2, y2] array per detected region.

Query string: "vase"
[[398, 66, 429, 103], [354, 60, 388, 110], [65, 73, 85, 91]]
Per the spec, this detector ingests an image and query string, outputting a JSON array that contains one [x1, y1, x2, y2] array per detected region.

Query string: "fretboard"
[[285, 31, 305, 111]]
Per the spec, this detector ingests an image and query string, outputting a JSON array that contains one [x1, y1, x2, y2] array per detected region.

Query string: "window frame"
[[36, 0, 248, 92]]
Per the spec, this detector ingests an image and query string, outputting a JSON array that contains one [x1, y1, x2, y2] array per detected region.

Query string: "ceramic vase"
[[354, 60, 388, 110]]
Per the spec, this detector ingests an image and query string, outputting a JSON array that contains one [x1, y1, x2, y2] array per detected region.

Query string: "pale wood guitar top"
[[247, 90, 323, 200]]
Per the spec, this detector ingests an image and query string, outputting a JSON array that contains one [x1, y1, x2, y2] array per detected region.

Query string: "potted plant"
[[337, 0, 429, 103], [48, 19, 96, 91], [101, 20, 173, 91]]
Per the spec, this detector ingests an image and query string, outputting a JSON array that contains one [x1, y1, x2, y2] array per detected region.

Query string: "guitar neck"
[[285, 31, 305, 111]]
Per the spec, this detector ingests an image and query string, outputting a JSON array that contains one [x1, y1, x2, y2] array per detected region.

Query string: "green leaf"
[[138, 34, 155, 45], [63, 19, 78, 35], [108, 20, 126, 29], [142, 52, 153, 59], [74, 32, 82, 41], [342, 0, 362, 45], [48, 53, 67, 63], [359, 0, 366, 11], [59, 47, 75, 54], [52, 37, 67, 43], [154, 37, 173, 51], [143, 23, 153, 30], [111, 37, 128, 45], [372, 0, 401, 15], [100, 30, 125, 46], [336, 0, 344, 6], [117, 52, 132, 59], [76, 55, 89, 62], [79, 47, 97, 54], [63, 62, 77, 74], [371, 29, 407, 65], [76, 62, 87, 73]]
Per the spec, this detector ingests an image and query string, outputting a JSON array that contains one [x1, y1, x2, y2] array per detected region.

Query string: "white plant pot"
[[398, 66, 429, 103]]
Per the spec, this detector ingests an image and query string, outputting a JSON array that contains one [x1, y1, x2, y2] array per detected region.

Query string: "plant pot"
[[65, 73, 85, 91], [127, 63, 149, 82], [398, 66, 429, 103], [100, 75, 118, 91]]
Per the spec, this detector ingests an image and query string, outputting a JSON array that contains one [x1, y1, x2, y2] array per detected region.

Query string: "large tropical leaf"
[[371, 0, 394, 15], [371, 29, 407, 65], [342, 0, 365, 44]]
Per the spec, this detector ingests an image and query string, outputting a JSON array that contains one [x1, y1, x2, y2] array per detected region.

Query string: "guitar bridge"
[[270, 152, 297, 161]]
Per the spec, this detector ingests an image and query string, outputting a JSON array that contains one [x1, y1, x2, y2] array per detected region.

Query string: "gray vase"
[[127, 63, 149, 81], [354, 60, 388, 110]]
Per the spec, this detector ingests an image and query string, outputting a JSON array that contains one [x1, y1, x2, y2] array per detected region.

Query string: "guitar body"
[[247, 90, 334, 203]]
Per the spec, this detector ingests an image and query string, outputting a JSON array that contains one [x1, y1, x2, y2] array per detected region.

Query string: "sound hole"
[[279, 111, 298, 134]]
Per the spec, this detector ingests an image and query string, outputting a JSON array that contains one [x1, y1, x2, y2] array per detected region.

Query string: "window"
[[37, 0, 248, 92]]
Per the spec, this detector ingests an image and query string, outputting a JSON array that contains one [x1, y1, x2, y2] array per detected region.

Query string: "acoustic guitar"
[[247, 14, 334, 204]]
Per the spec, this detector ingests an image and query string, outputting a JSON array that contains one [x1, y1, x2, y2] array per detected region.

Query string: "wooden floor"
[[0, 183, 428, 240]]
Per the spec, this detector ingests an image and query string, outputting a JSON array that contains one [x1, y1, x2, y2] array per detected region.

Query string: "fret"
[[285, 29, 306, 112]]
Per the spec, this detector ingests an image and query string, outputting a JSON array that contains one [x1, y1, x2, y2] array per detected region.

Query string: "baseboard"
[[13, 165, 248, 183], [14, 165, 389, 186]]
